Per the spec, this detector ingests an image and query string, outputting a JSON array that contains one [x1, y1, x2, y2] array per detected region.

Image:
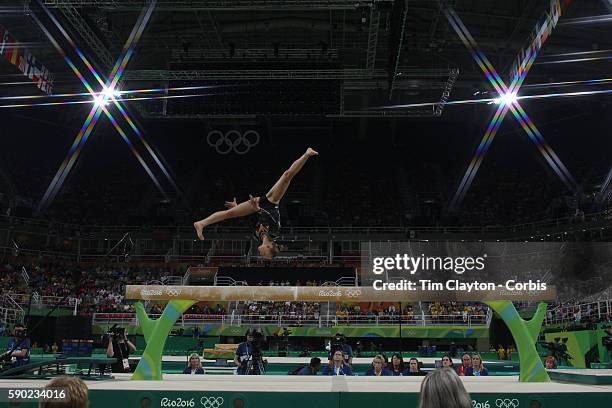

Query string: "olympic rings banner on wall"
[[206, 129, 260, 155], [0, 23, 54, 95]]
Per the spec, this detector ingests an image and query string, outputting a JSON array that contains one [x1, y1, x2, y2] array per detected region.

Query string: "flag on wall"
[[0, 23, 54, 95]]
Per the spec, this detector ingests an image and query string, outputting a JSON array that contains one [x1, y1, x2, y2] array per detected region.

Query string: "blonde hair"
[[188, 353, 202, 369], [373, 354, 385, 364], [471, 353, 485, 371], [39, 376, 88, 408], [419, 367, 471, 408]]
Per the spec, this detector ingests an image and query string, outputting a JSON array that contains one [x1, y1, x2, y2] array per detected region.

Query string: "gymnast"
[[194, 147, 318, 259]]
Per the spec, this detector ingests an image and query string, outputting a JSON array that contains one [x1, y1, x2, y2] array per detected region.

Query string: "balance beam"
[[125, 285, 557, 302], [124, 285, 555, 382]]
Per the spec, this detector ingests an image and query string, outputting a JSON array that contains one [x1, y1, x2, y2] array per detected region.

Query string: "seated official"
[[544, 356, 557, 369], [389, 353, 406, 376], [326, 334, 353, 366], [456, 353, 472, 376], [404, 357, 426, 376], [365, 355, 392, 376], [441, 354, 454, 369], [295, 357, 322, 375], [468, 354, 488, 376], [183, 353, 204, 374], [322, 350, 353, 376]]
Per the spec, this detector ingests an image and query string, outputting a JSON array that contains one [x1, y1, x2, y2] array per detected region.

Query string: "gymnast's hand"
[[248, 195, 260, 210], [224, 197, 237, 209]]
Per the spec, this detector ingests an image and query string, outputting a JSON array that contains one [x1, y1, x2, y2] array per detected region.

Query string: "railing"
[[0, 307, 24, 326], [322, 277, 357, 287], [2, 210, 610, 264], [92, 313, 489, 327], [2, 209, 610, 237], [161, 276, 184, 286], [2, 294, 23, 313], [6, 293, 80, 312], [544, 299, 612, 326], [214, 276, 248, 286], [486, 308, 493, 326]]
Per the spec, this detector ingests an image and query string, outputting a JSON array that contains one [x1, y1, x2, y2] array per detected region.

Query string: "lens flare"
[[494, 92, 518, 106]]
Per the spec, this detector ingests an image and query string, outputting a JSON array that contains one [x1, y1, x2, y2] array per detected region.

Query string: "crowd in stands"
[[1, 259, 610, 329], [546, 300, 612, 327], [243, 301, 320, 319], [0, 260, 179, 315], [262, 280, 325, 286], [424, 302, 488, 323], [335, 304, 415, 321]]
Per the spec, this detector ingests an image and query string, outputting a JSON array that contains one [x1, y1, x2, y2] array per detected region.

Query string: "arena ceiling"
[[1, 0, 611, 119]]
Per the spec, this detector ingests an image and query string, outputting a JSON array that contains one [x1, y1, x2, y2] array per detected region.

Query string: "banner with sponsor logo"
[[92, 324, 488, 339], [0, 23, 54, 94], [197, 325, 488, 339]]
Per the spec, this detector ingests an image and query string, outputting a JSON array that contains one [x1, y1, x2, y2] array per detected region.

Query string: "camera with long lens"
[[102, 325, 125, 342], [13, 326, 27, 339], [330, 333, 346, 355], [243, 328, 267, 375], [540, 338, 572, 363], [0, 326, 28, 366]]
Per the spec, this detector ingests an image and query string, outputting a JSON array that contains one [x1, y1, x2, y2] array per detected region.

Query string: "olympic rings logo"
[[200, 396, 224, 408], [166, 287, 182, 297], [344, 289, 362, 298], [495, 399, 519, 408], [206, 130, 260, 155]]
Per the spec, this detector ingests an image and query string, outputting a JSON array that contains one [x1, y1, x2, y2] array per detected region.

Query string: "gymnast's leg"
[[265, 147, 318, 204], [193, 196, 259, 240]]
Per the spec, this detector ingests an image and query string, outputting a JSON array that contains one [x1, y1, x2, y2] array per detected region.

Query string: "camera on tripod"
[[13, 326, 27, 339], [0, 325, 29, 367], [242, 328, 267, 375], [540, 338, 572, 364], [329, 333, 346, 354]]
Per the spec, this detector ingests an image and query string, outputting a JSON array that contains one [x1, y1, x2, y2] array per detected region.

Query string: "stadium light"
[[102, 86, 121, 100], [494, 92, 518, 106], [92, 94, 108, 107], [93, 86, 120, 107]]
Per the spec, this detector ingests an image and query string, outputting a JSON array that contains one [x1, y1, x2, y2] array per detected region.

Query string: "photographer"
[[1, 324, 30, 368], [235, 328, 266, 375], [541, 338, 570, 366], [326, 333, 353, 366], [106, 327, 136, 373]]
